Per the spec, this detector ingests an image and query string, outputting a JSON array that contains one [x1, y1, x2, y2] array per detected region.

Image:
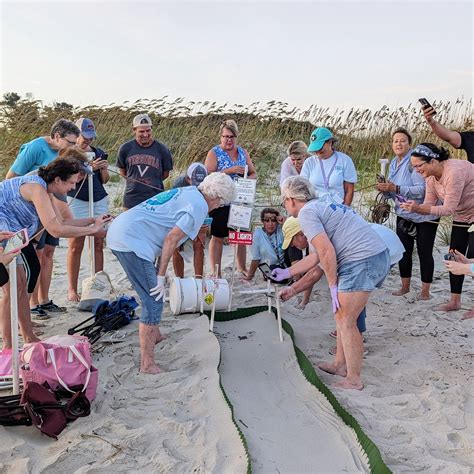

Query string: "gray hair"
[[198, 172, 235, 204], [219, 119, 239, 137], [281, 176, 317, 202], [50, 119, 80, 138], [287, 140, 309, 157]]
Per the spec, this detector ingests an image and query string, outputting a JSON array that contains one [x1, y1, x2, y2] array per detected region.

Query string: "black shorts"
[[35, 230, 60, 250], [209, 205, 230, 238], [0, 242, 40, 293]]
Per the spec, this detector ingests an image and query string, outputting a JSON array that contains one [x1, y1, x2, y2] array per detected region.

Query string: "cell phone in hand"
[[395, 194, 407, 203], [443, 253, 456, 261], [257, 263, 289, 285], [419, 98, 436, 114], [3, 228, 29, 254]]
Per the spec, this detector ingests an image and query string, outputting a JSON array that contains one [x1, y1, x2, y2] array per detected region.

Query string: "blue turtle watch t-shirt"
[[107, 187, 208, 263]]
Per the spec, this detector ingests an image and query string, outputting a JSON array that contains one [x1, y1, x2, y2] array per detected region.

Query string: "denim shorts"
[[67, 196, 108, 219], [112, 250, 163, 325], [338, 249, 390, 292]]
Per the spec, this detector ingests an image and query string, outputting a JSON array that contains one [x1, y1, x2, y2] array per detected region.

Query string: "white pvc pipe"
[[209, 264, 218, 332], [227, 243, 238, 311], [267, 278, 272, 313], [237, 287, 275, 295], [87, 172, 95, 277], [275, 284, 283, 342], [9, 258, 20, 395]]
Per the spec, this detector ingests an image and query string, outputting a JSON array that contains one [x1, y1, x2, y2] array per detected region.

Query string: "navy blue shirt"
[[67, 146, 108, 202]]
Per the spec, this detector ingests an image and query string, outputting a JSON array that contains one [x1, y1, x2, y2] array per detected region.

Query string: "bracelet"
[[396, 185, 400, 194], [471, 263, 474, 274]]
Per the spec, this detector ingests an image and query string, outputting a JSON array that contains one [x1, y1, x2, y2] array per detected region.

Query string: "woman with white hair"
[[107, 172, 235, 374], [273, 176, 390, 390]]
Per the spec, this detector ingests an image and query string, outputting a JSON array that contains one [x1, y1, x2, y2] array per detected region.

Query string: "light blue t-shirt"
[[10, 137, 58, 175], [250, 226, 285, 266], [386, 152, 437, 223], [300, 151, 357, 204], [298, 200, 386, 268], [107, 187, 208, 263]]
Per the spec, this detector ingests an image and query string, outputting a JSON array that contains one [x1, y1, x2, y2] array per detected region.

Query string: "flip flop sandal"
[[329, 330, 337, 339]]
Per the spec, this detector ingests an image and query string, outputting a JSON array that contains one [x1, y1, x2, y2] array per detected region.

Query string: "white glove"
[[150, 275, 166, 301]]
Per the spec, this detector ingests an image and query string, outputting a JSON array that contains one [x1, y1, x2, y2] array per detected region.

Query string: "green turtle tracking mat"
[[205, 306, 391, 474]]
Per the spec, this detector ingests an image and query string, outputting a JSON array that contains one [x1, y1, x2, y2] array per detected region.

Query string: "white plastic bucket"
[[169, 277, 230, 315]]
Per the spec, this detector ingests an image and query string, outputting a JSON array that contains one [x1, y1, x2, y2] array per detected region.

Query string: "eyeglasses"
[[281, 197, 290, 207], [61, 137, 77, 146], [263, 217, 277, 223], [221, 135, 236, 140], [412, 160, 430, 170]]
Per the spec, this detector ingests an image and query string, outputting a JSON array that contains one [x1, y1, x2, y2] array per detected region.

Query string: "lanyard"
[[318, 152, 339, 191], [265, 228, 284, 265]]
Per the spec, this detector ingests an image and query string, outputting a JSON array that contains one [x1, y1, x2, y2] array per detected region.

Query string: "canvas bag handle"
[[47, 346, 91, 394]]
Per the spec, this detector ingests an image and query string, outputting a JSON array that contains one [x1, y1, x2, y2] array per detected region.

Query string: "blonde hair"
[[287, 140, 309, 158], [281, 176, 317, 202], [219, 119, 239, 137]]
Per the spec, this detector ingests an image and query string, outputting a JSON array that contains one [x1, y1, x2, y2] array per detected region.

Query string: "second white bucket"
[[169, 277, 230, 315]]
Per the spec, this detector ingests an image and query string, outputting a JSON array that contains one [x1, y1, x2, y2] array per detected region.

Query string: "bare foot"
[[436, 301, 461, 312], [317, 361, 347, 377], [68, 289, 81, 302], [140, 364, 162, 374], [23, 335, 41, 343], [30, 321, 45, 328], [296, 300, 308, 310], [156, 334, 168, 343], [392, 288, 410, 296], [417, 292, 431, 301], [461, 309, 474, 321], [333, 379, 364, 391]]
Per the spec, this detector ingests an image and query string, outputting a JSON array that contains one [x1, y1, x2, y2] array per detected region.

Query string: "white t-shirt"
[[300, 152, 357, 204], [279, 157, 299, 186], [369, 223, 405, 265], [107, 187, 208, 262]]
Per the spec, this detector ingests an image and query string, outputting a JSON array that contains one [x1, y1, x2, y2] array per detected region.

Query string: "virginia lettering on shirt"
[[128, 154, 163, 173]]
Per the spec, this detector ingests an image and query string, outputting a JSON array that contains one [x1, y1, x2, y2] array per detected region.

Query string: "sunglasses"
[[221, 135, 236, 140], [263, 217, 277, 223]]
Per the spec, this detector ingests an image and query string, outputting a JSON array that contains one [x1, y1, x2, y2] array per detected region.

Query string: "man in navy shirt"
[[116, 114, 173, 209]]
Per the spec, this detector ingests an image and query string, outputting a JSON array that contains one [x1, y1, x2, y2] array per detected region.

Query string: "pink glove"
[[329, 285, 340, 313], [271, 267, 291, 281]]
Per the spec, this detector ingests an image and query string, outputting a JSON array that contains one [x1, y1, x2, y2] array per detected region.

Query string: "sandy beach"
[[0, 234, 473, 472]]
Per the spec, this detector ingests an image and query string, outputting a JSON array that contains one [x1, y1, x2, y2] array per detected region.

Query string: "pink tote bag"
[[20, 335, 98, 401]]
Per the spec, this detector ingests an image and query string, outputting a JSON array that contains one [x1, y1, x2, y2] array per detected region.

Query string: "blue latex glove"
[[329, 285, 341, 313], [271, 267, 291, 281]]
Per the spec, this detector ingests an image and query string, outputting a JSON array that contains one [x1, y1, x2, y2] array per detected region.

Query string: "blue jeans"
[[112, 250, 163, 325]]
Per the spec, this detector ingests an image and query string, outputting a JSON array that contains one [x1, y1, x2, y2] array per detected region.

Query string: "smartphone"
[[3, 229, 29, 254], [203, 217, 213, 226], [419, 98, 436, 114], [257, 263, 289, 285], [376, 174, 386, 183], [395, 194, 407, 203], [443, 253, 456, 261]]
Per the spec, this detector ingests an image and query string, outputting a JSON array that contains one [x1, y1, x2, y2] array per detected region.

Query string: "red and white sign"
[[228, 231, 253, 245]]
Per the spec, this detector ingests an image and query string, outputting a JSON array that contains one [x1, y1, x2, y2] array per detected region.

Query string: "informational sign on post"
[[228, 204, 253, 231], [234, 178, 257, 205], [228, 230, 253, 245]]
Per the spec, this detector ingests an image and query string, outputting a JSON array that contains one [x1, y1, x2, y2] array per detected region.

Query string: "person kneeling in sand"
[[107, 172, 235, 374], [272, 176, 391, 390]]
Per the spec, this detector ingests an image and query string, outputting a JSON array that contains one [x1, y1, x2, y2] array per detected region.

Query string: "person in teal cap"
[[300, 127, 357, 206]]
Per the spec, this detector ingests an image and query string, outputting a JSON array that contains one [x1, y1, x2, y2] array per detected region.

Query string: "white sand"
[[1, 234, 472, 472]]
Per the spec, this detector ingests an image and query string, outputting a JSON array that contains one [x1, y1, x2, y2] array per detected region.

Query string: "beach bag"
[[0, 349, 14, 376], [79, 270, 114, 312], [20, 335, 98, 401]]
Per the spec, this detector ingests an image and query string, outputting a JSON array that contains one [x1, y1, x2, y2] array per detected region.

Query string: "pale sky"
[[1, 0, 472, 111]]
